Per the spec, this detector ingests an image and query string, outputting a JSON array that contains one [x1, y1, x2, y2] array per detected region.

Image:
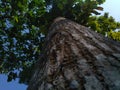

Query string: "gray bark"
[[27, 17, 120, 90]]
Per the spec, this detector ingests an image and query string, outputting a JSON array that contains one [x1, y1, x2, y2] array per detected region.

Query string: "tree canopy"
[[88, 13, 120, 36], [1, 0, 120, 84]]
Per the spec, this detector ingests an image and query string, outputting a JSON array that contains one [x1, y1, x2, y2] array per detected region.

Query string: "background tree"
[[2, 0, 120, 85], [87, 13, 120, 41]]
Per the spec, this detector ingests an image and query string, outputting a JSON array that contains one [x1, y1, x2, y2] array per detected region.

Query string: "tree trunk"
[[27, 17, 120, 90]]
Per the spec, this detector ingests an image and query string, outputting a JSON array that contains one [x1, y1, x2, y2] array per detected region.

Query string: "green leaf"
[[57, 3, 63, 10], [14, 16, 18, 23]]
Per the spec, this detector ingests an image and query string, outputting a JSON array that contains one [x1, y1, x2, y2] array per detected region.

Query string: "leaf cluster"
[[88, 13, 120, 41]]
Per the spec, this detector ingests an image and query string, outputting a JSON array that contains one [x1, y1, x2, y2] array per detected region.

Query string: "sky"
[[0, 0, 120, 90], [0, 74, 27, 90], [100, 0, 120, 22]]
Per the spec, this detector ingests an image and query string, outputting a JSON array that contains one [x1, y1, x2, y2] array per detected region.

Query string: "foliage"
[[44, 0, 105, 25], [88, 13, 120, 40], [108, 30, 120, 41], [0, 0, 106, 84], [0, 0, 46, 84]]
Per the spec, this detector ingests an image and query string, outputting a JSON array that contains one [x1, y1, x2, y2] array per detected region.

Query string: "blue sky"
[[0, 0, 120, 90], [0, 74, 27, 90], [100, 0, 120, 22]]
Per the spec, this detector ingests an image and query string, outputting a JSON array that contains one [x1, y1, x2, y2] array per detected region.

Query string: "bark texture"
[[27, 17, 120, 90]]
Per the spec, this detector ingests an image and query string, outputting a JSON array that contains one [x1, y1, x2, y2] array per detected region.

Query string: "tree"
[[88, 13, 120, 36], [0, 0, 106, 84], [27, 17, 120, 90]]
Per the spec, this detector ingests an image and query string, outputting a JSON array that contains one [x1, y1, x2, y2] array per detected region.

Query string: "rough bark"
[[27, 17, 120, 90]]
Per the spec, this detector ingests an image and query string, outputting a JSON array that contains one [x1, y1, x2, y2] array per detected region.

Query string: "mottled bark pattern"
[[27, 17, 120, 90]]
